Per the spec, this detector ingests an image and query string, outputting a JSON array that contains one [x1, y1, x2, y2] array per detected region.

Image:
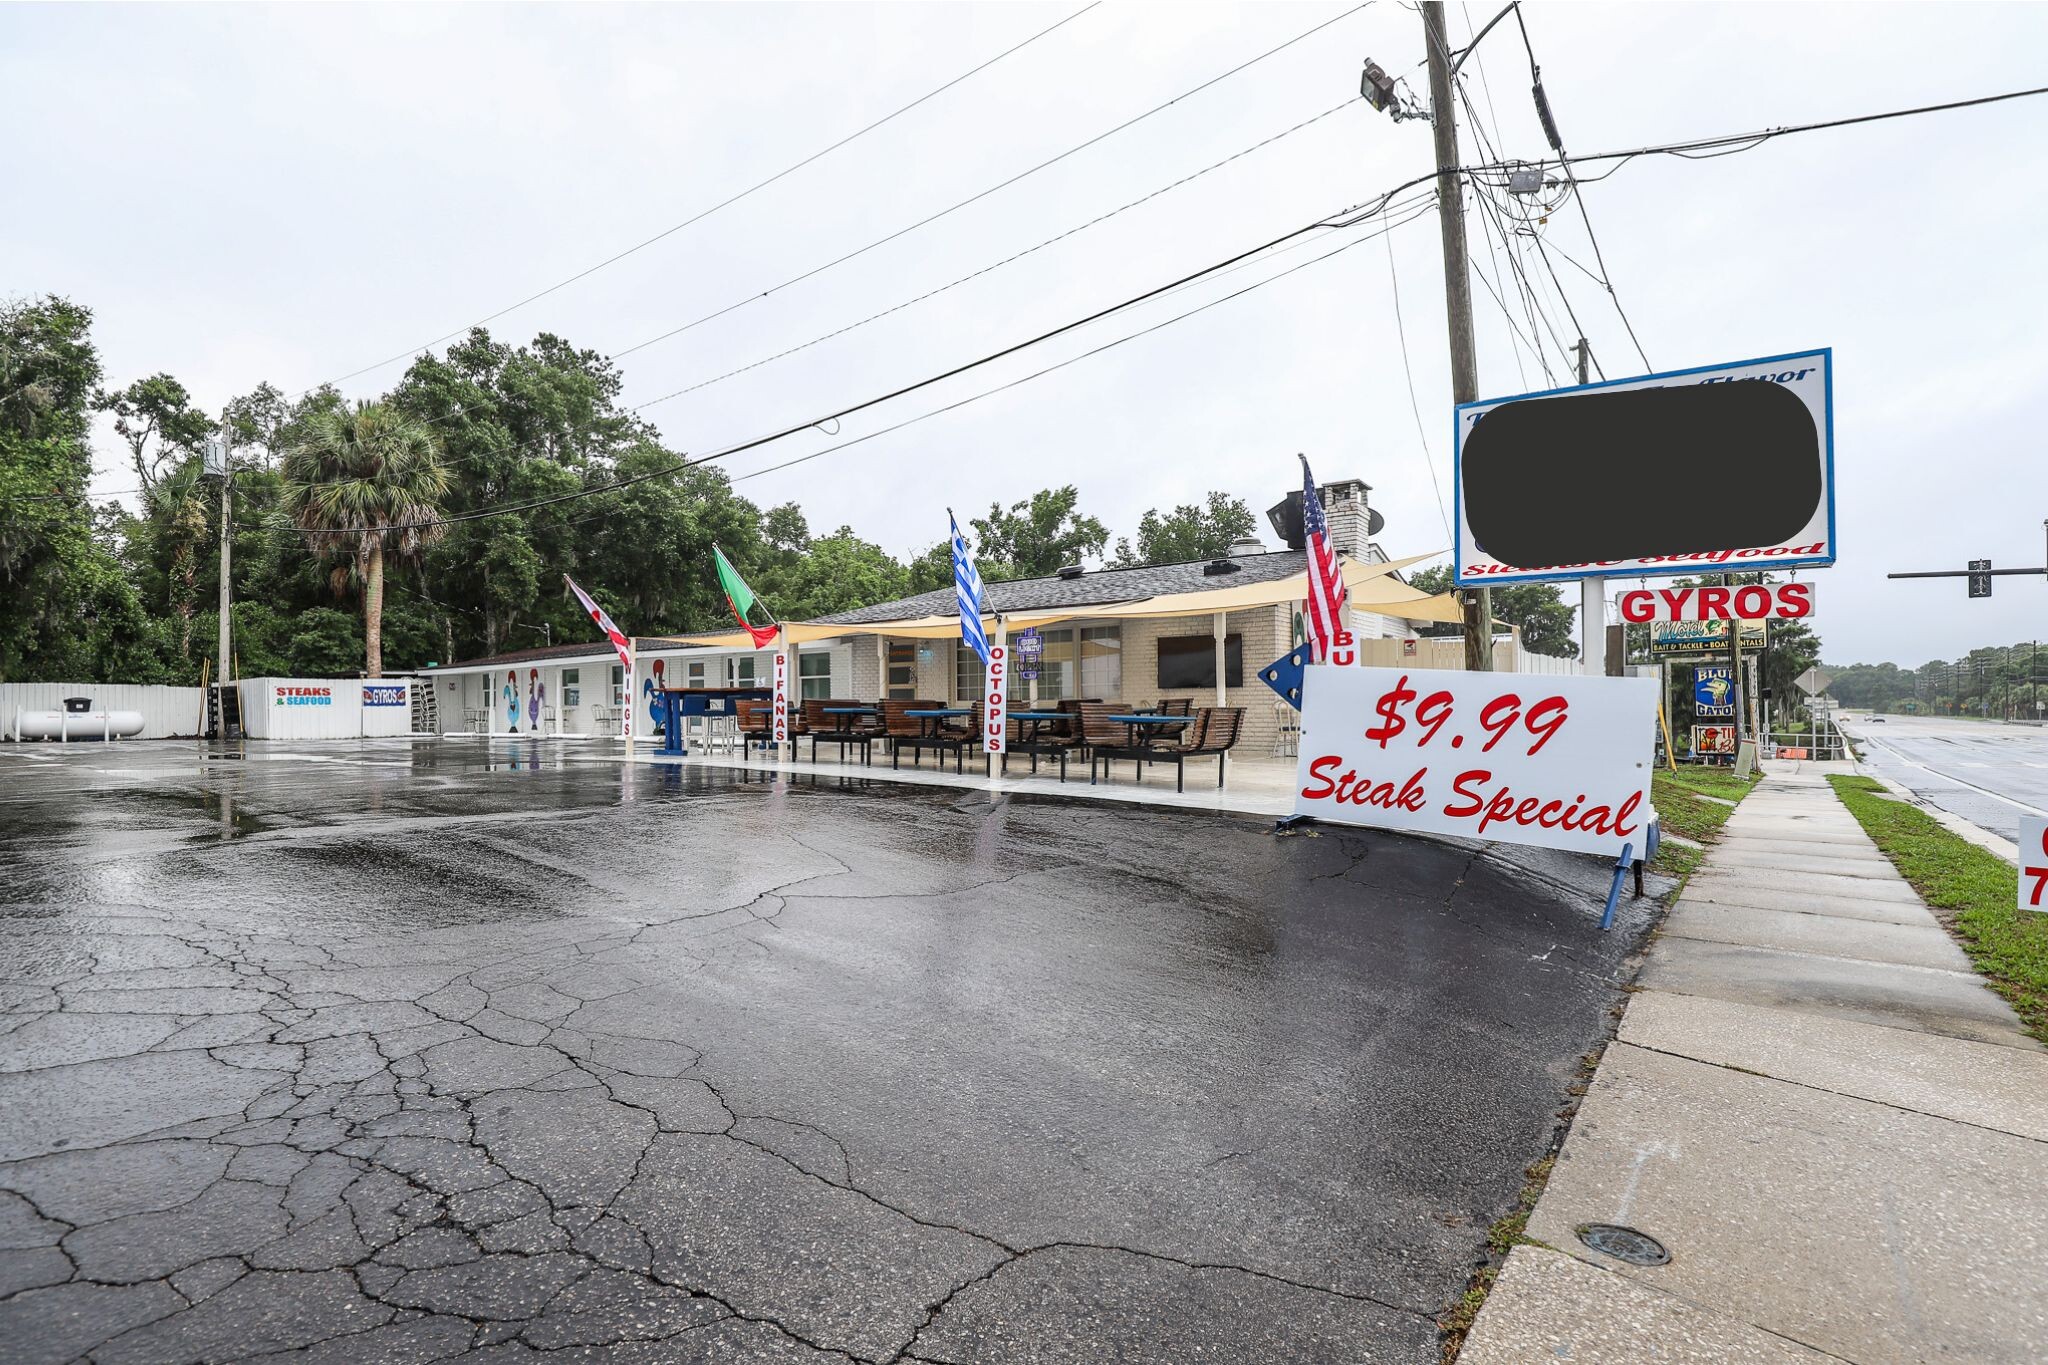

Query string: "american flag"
[[950, 510, 990, 665], [563, 575, 632, 672], [1299, 455, 1348, 662]]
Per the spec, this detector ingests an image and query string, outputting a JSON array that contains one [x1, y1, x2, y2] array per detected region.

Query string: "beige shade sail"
[[671, 613, 1077, 649], [670, 548, 1457, 646], [1085, 548, 1445, 619]]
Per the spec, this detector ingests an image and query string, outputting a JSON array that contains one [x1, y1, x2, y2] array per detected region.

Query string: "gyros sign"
[[1294, 666, 1657, 857], [1618, 582, 1814, 623]]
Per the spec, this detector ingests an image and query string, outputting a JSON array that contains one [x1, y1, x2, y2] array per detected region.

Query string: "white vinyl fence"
[[2, 684, 206, 740], [1357, 637, 1581, 675]]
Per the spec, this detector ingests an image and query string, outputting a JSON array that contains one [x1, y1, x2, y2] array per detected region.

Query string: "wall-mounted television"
[[1156, 634, 1242, 690]]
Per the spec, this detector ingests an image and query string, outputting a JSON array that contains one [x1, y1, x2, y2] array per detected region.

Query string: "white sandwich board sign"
[[2021, 815, 2048, 913], [1294, 666, 1658, 858]]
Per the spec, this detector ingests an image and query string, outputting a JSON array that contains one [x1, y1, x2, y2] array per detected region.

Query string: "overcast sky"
[[7, 2, 2046, 666]]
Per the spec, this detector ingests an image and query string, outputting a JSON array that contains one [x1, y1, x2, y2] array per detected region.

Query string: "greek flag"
[[950, 510, 990, 665]]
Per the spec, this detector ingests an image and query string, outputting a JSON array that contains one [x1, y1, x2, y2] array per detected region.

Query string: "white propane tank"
[[11, 709, 146, 742]]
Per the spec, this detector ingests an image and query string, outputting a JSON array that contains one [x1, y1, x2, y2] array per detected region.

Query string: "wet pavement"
[[0, 739, 1662, 1364], [1843, 713, 2048, 835]]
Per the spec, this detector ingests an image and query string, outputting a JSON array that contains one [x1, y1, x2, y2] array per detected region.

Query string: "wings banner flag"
[[564, 575, 631, 671], [1299, 454, 1350, 664], [565, 574, 634, 740], [713, 545, 779, 649]]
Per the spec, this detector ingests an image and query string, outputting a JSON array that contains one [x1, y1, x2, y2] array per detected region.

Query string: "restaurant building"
[[421, 478, 1483, 754]]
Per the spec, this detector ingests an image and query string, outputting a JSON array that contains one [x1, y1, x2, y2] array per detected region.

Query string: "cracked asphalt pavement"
[[0, 741, 1660, 1363]]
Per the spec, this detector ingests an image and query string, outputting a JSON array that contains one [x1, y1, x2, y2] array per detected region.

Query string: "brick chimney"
[[1319, 479, 1372, 558]]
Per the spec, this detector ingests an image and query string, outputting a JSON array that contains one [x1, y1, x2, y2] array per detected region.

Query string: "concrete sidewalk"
[[1459, 763, 2048, 1364]]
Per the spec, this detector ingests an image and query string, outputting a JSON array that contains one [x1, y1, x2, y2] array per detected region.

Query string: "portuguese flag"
[[714, 545, 779, 648]]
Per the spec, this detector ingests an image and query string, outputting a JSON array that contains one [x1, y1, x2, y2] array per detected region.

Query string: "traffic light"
[[1969, 559, 1992, 598]]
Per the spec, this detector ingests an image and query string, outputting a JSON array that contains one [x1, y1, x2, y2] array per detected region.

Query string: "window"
[[726, 656, 757, 688], [800, 651, 833, 699], [955, 644, 981, 702], [1156, 634, 1243, 690], [1034, 628, 1074, 702], [611, 664, 624, 707], [1080, 626, 1121, 698], [686, 660, 706, 688], [886, 642, 915, 699], [563, 669, 581, 708]]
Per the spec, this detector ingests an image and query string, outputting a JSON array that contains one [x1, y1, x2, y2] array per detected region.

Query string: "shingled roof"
[[810, 549, 1310, 625]]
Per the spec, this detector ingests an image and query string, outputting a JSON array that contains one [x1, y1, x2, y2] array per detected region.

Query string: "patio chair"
[[1170, 706, 1245, 791], [735, 699, 776, 761], [1151, 696, 1194, 743], [1076, 702, 1141, 782], [882, 698, 940, 768]]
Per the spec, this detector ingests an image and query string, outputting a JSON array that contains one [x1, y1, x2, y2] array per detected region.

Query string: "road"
[[0, 740, 1655, 1364], [1839, 712, 2048, 840]]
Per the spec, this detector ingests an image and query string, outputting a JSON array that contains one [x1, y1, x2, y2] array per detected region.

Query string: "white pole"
[[1212, 612, 1227, 709], [985, 617, 1007, 772], [1581, 579, 1604, 676]]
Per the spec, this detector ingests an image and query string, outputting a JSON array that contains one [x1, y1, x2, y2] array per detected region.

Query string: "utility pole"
[[1422, 1, 1491, 671], [208, 436, 232, 695]]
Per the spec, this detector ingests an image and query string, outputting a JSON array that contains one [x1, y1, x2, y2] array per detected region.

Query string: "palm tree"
[[280, 402, 450, 678]]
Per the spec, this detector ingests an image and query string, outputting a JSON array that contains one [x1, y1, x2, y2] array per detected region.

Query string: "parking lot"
[[0, 740, 1657, 1363]]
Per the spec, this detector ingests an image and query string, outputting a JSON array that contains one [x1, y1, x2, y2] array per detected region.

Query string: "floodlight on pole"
[[1360, 60, 1428, 122]]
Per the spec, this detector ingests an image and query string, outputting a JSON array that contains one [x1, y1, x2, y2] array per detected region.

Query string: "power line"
[[34, 97, 1369, 512], [1382, 227, 1452, 538], [606, 3, 1376, 364], [1508, 6, 1651, 370], [272, 179, 1441, 535], [633, 96, 1364, 410], [302, 2, 1102, 394], [166, 5, 1379, 501], [730, 204, 1437, 487]]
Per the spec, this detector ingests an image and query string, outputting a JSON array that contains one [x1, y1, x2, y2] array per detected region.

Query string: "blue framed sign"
[[1693, 665, 1735, 718], [1453, 348, 1835, 587]]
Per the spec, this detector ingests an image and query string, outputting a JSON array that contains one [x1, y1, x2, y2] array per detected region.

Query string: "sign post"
[[772, 627, 791, 758], [984, 620, 1008, 767]]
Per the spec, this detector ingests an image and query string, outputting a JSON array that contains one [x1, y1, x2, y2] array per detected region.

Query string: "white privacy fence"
[[1356, 637, 1581, 675], [2, 684, 206, 740]]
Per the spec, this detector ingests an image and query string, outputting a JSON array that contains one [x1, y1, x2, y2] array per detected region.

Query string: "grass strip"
[[1650, 766, 1757, 863], [1828, 775, 2048, 1044]]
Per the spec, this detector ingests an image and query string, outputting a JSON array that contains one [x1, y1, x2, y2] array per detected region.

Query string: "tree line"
[[2, 295, 1270, 683], [1826, 644, 2048, 719]]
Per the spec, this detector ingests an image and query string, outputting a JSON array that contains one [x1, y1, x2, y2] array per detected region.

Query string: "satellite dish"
[[1367, 508, 1386, 537]]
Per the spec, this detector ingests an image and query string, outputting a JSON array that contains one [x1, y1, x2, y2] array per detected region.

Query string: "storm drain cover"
[[1576, 1223, 1671, 1266]]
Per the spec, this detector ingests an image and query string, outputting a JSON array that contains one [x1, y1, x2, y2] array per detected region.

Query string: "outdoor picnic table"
[[1010, 710, 1064, 739], [822, 706, 879, 713], [898, 708, 973, 773], [811, 706, 881, 764], [1004, 710, 1072, 780], [1093, 714, 1187, 785]]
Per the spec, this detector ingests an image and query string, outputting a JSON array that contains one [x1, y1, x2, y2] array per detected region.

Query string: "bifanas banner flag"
[[1294, 667, 1658, 857]]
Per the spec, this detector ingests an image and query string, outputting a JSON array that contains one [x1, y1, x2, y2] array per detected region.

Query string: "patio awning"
[[1078, 549, 1444, 619]]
